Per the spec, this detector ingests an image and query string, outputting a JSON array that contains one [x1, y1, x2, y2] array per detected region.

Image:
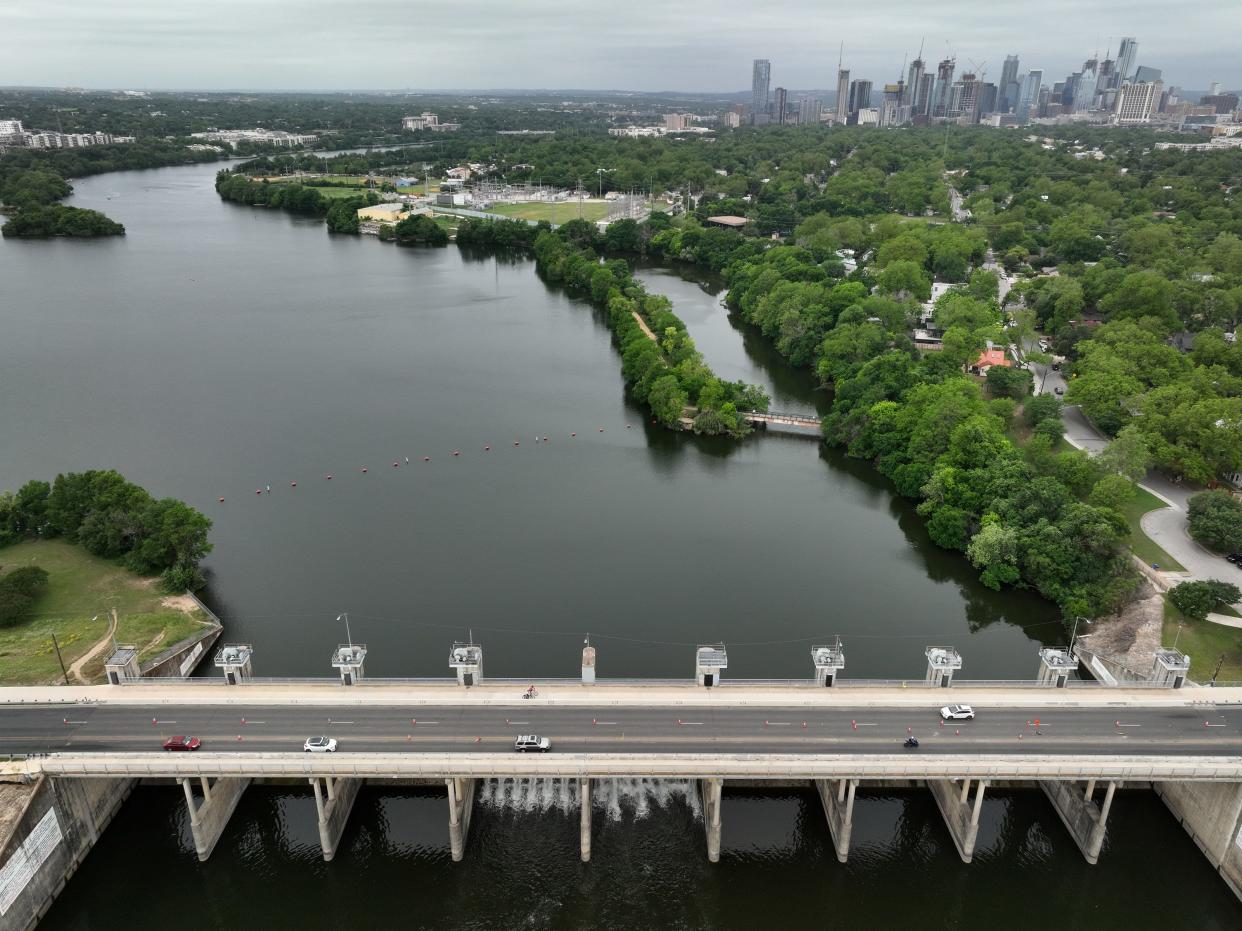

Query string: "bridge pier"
[[700, 778, 722, 862], [311, 776, 362, 862], [928, 778, 987, 863], [180, 776, 250, 861], [1042, 779, 1116, 864], [1155, 781, 1242, 900], [814, 778, 857, 862], [580, 778, 591, 862], [446, 777, 476, 862]]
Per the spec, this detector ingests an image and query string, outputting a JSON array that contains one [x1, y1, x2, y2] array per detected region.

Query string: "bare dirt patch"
[[159, 594, 199, 614], [1077, 580, 1163, 674]]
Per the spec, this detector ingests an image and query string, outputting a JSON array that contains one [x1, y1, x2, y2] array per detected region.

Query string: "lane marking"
[[328, 720, 354, 725]]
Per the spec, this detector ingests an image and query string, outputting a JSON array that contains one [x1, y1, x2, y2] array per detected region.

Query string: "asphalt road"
[[3, 703, 1240, 757]]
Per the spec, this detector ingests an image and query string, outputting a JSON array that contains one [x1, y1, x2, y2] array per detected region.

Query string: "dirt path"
[[68, 609, 117, 684], [631, 311, 658, 342]]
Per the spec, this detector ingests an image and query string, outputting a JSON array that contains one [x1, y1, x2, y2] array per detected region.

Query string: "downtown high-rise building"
[[1116, 37, 1138, 84], [751, 59, 771, 123], [1114, 79, 1161, 123], [914, 72, 934, 117], [774, 86, 788, 124], [798, 96, 823, 125], [848, 79, 873, 116], [835, 61, 851, 122], [1017, 69, 1043, 119], [906, 57, 926, 109], [930, 58, 956, 118], [999, 55, 1020, 111]]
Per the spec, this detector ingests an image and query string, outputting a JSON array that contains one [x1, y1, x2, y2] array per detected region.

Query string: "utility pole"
[[1210, 653, 1226, 687], [338, 613, 353, 647], [50, 633, 68, 685]]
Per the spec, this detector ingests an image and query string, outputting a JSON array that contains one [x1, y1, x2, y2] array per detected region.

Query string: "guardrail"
[[31, 752, 1242, 782], [110, 675, 1193, 689]]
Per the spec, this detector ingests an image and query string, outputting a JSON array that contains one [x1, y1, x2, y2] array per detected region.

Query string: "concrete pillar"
[[1155, 781, 1242, 901], [700, 778, 722, 862], [815, 778, 857, 862], [928, 779, 987, 863], [1042, 780, 1116, 864], [180, 776, 250, 862], [446, 777, 476, 862], [310, 776, 362, 862], [580, 778, 591, 862]]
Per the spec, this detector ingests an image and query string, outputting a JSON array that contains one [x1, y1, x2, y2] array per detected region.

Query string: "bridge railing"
[[102, 675, 1227, 690]]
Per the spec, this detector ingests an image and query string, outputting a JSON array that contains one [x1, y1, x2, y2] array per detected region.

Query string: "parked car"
[[1227, 553, 1242, 565], [1054, 386, 1064, 395], [304, 736, 338, 753], [514, 735, 552, 752], [163, 736, 201, 751], [940, 705, 975, 721]]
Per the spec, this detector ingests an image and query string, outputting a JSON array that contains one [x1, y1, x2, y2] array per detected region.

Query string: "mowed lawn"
[[0, 539, 211, 685], [1121, 487, 1186, 571], [490, 201, 611, 224], [1164, 601, 1242, 684]]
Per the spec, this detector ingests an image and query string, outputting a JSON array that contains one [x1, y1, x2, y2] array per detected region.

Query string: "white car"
[[940, 705, 975, 721], [514, 735, 552, 752], [303, 736, 338, 753]]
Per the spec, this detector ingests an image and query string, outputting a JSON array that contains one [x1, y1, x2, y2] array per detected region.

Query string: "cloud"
[[1, 0, 1238, 90]]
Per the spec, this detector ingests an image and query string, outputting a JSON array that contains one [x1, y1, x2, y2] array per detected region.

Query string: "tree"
[[876, 260, 931, 302], [967, 521, 1021, 589], [1169, 580, 1242, 620], [1097, 425, 1151, 482], [1088, 474, 1137, 513], [0, 566, 49, 627], [1187, 491, 1242, 553], [393, 214, 448, 246]]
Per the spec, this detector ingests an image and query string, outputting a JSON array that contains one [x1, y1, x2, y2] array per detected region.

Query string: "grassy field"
[[306, 185, 371, 199], [490, 201, 611, 224], [1120, 487, 1186, 571], [0, 540, 212, 685], [1163, 601, 1242, 684]]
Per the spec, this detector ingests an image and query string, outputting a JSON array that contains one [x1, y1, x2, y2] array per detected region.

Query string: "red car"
[[163, 736, 201, 751]]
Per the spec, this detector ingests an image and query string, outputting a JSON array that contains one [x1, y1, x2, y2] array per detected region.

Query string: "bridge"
[[743, 410, 822, 433], [1, 642, 1241, 926]]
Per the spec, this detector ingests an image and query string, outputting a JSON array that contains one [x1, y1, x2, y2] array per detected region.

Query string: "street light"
[[337, 613, 353, 648], [595, 167, 615, 199], [1069, 615, 1093, 652]]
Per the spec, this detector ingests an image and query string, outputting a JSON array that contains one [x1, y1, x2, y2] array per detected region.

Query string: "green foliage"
[[0, 566, 49, 627], [4, 471, 213, 583], [1169, 579, 1242, 620], [2, 205, 124, 238], [1187, 491, 1242, 553], [393, 213, 449, 246], [1088, 474, 1138, 513]]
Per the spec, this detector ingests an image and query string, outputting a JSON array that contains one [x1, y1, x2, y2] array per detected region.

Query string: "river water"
[[1, 162, 1238, 927]]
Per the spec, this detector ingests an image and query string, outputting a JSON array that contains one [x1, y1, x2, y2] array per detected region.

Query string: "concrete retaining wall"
[[1155, 781, 1242, 899], [0, 776, 134, 931], [140, 592, 223, 679]]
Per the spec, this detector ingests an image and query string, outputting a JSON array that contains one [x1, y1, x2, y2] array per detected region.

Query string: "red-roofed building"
[[971, 347, 1012, 373]]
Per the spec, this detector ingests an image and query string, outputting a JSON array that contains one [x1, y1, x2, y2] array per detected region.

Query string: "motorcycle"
[[903, 736, 919, 749]]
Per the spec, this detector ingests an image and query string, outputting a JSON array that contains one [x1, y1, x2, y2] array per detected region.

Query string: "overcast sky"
[[2, 1, 1238, 92]]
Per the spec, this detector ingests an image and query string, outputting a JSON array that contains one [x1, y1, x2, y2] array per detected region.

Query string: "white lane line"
[[506, 721, 529, 726], [244, 720, 267, 725], [594, 721, 618, 726], [765, 722, 792, 727], [679, 722, 704, 726], [329, 720, 355, 725], [411, 721, 440, 726], [1115, 723, 1142, 728]]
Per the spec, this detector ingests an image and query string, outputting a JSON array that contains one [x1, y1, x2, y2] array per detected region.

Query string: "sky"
[[2, 0, 1238, 93]]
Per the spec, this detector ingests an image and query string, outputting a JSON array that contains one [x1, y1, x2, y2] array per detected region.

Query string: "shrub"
[[1188, 491, 1242, 553], [1169, 579, 1242, 620]]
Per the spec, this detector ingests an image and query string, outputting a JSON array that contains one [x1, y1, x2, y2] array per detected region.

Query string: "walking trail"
[[68, 609, 117, 684]]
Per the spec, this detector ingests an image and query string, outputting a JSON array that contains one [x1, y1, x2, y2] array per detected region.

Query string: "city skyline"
[[1, 0, 1238, 91]]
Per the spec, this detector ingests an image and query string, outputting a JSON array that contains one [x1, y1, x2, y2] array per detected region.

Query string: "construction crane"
[[967, 58, 988, 81]]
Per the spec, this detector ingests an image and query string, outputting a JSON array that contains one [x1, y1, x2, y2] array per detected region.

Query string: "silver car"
[[304, 736, 338, 752]]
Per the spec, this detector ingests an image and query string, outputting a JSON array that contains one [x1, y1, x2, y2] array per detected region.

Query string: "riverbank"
[[0, 540, 212, 685]]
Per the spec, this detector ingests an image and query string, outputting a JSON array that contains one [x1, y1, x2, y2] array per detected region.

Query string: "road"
[[5, 702, 1240, 758]]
